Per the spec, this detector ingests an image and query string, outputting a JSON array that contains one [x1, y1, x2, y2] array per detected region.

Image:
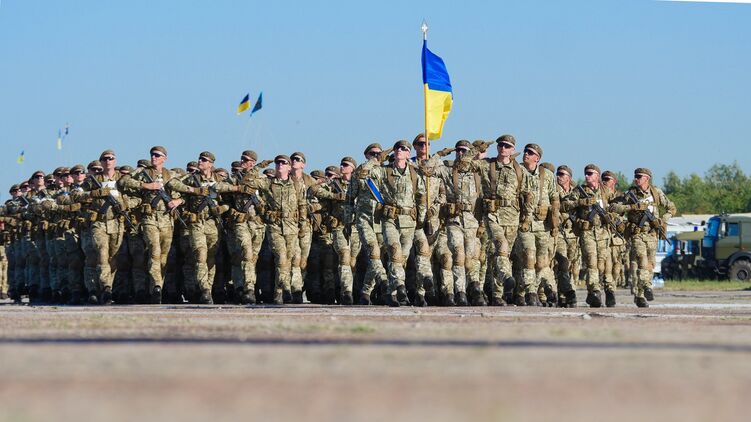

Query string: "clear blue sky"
[[1, 0, 749, 194]]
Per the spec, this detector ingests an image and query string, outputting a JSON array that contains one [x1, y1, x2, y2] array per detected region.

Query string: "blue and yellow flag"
[[17, 150, 25, 164], [421, 40, 452, 140], [237, 94, 250, 115], [251, 92, 263, 115], [57, 129, 62, 150]]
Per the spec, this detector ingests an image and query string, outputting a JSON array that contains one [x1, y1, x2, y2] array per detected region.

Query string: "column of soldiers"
[[0, 137, 676, 308]]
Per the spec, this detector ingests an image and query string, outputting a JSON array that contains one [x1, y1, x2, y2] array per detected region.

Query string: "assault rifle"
[[141, 169, 187, 229], [577, 185, 623, 241], [88, 174, 133, 229], [191, 172, 226, 235], [625, 190, 667, 241]]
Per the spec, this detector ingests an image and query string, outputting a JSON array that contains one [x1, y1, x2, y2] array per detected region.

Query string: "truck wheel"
[[729, 260, 751, 281]]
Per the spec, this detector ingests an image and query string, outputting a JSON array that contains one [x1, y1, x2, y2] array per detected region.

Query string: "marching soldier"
[[553, 165, 579, 307]]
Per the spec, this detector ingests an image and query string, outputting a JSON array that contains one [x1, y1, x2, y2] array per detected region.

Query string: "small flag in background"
[[421, 39, 453, 140], [237, 94, 250, 114], [57, 129, 62, 150], [251, 92, 263, 115], [17, 150, 25, 164]]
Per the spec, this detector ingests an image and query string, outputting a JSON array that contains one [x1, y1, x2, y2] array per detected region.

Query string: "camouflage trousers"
[[81, 228, 97, 294], [579, 228, 613, 293], [382, 219, 415, 294], [610, 240, 626, 287], [331, 228, 356, 295], [46, 233, 59, 293], [51, 234, 68, 294], [446, 223, 481, 296], [0, 245, 7, 295], [116, 231, 146, 299], [178, 229, 196, 300], [515, 227, 555, 298], [484, 219, 518, 303], [142, 215, 175, 291], [553, 232, 579, 296], [356, 215, 387, 296], [90, 219, 125, 292], [413, 227, 449, 297], [64, 230, 85, 295], [187, 219, 220, 296], [24, 234, 46, 290], [14, 239, 26, 293], [298, 222, 312, 278], [226, 220, 265, 294], [630, 232, 657, 299], [267, 225, 302, 295]]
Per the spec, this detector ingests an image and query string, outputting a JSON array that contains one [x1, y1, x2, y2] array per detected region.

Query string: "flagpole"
[[421, 20, 430, 217]]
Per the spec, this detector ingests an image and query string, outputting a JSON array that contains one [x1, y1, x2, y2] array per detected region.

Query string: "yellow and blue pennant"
[[421, 40, 452, 140], [237, 93, 250, 115]]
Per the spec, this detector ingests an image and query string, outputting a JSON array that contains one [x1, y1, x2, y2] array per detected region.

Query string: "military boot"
[[151, 286, 162, 305], [199, 290, 213, 305], [384, 293, 400, 307], [134, 289, 150, 304], [456, 291, 469, 306], [634, 296, 649, 308], [87, 291, 99, 305], [323, 288, 336, 305], [525, 292, 542, 307], [644, 287, 654, 301], [68, 291, 82, 306], [51, 290, 62, 305], [340, 291, 353, 305], [490, 295, 507, 306], [292, 291, 304, 304], [413, 293, 427, 307], [443, 293, 455, 306], [565, 290, 577, 308], [546, 292, 558, 308], [425, 290, 438, 306], [100, 287, 113, 305], [469, 285, 487, 306], [28, 285, 39, 306], [503, 277, 516, 305], [240, 289, 256, 305], [282, 289, 293, 304], [585, 291, 602, 308], [273, 289, 284, 305], [605, 290, 616, 308], [514, 294, 526, 306], [358, 293, 372, 305], [396, 286, 410, 306]]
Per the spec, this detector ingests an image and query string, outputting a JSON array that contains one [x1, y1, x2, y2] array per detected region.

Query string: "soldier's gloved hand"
[[237, 185, 255, 195], [257, 159, 273, 168], [426, 207, 437, 220], [630, 202, 648, 211], [578, 197, 596, 206], [520, 219, 531, 233], [551, 227, 559, 238], [193, 186, 210, 196], [40, 201, 55, 211], [436, 147, 455, 157], [334, 192, 347, 201], [378, 148, 394, 163], [91, 188, 111, 198], [650, 218, 663, 229]]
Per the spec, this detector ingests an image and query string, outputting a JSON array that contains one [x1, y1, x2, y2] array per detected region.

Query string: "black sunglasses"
[[635, 174, 645, 179], [198, 157, 212, 163], [585, 171, 596, 176], [291, 156, 304, 162], [240, 157, 254, 162], [523, 149, 536, 156], [101, 156, 115, 161], [414, 141, 426, 147], [151, 152, 165, 158], [556, 172, 568, 177], [396, 146, 410, 152], [32, 174, 44, 179], [602, 176, 612, 181], [275, 160, 289, 166], [499, 143, 514, 149], [456, 148, 469, 153]]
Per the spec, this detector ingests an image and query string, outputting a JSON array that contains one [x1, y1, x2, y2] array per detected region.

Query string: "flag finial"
[[421, 20, 428, 39]]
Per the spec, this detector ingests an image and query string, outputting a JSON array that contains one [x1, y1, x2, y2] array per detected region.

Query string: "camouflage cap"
[[87, 160, 103, 171], [584, 164, 601, 175], [496, 134, 516, 147], [9, 184, 19, 193], [340, 156, 357, 167], [53, 167, 67, 177], [324, 165, 340, 176], [556, 165, 572, 177], [262, 168, 276, 178], [70, 164, 85, 174], [31, 170, 45, 178], [137, 159, 151, 169], [20, 181, 30, 188], [171, 168, 186, 176], [634, 167, 652, 179], [540, 162, 555, 173], [44, 174, 55, 182], [186, 161, 199, 172], [241, 150, 257, 162], [364, 143, 383, 155], [602, 170, 617, 180], [198, 151, 215, 163], [119, 165, 133, 174], [413, 133, 426, 144], [214, 168, 228, 177], [274, 154, 291, 165], [231, 161, 242, 170], [524, 143, 543, 158], [310, 169, 325, 180], [393, 140, 411, 151], [455, 140, 471, 149], [99, 149, 116, 160], [150, 146, 167, 157], [290, 152, 306, 163]]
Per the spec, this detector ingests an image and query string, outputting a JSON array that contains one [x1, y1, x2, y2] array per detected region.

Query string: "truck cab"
[[701, 213, 751, 280]]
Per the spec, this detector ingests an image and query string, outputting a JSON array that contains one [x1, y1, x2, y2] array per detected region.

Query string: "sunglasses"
[[198, 157, 212, 163], [151, 152, 165, 158], [414, 142, 426, 147], [523, 149, 537, 156], [556, 172, 568, 177], [585, 171, 596, 176], [71, 171, 83, 175], [396, 146, 410, 152], [10, 189, 19, 193], [499, 143, 514, 149], [275, 160, 289, 166], [240, 157, 254, 162], [635, 174, 645, 179], [367, 150, 382, 157], [456, 148, 469, 154], [340, 162, 351, 167], [101, 156, 115, 162], [325, 173, 336, 178], [90, 168, 103, 173], [291, 156, 304, 162], [32, 174, 44, 179], [602, 176, 612, 181]]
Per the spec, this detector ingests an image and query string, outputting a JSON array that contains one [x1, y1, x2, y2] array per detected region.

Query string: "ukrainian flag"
[[421, 40, 452, 140], [17, 150, 25, 164], [237, 94, 250, 115]]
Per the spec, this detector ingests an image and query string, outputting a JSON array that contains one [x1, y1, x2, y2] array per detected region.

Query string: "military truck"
[[699, 213, 751, 281]]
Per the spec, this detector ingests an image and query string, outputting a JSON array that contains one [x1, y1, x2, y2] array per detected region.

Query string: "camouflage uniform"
[[553, 182, 579, 306], [610, 170, 676, 307], [411, 160, 445, 306]]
